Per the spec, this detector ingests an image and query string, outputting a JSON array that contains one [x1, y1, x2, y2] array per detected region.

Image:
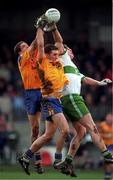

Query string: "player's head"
[[45, 44, 59, 61], [105, 113, 113, 125], [14, 41, 29, 56]]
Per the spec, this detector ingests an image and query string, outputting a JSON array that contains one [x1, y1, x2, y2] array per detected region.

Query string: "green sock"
[[65, 155, 73, 164], [102, 150, 112, 158]]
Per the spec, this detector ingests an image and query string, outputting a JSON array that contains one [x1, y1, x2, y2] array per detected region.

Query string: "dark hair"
[[14, 41, 24, 55], [44, 44, 58, 54]]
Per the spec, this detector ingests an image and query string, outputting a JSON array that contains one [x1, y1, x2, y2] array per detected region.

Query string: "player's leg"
[[54, 122, 86, 162], [79, 113, 113, 163], [46, 97, 70, 163], [17, 114, 68, 175], [18, 119, 57, 175], [54, 94, 87, 176], [55, 122, 85, 177], [25, 89, 43, 173], [53, 112, 70, 164], [30, 120, 57, 151], [53, 112, 77, 177], [28, 98, 69, 153], [54, 131, 64, 165], [28, 112, 41, 143], [18, 97, 69, 175], [56, 94, 87, 159], [103, 145, 113, 180], [66, 122, 86, 159], [28, 112, 44, 173], [61, 94, 113, 163], [25, 89, 42, 144]]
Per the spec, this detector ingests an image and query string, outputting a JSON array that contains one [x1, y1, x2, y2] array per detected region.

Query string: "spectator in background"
[[98, 113, 113, 180], [0, 78, 7, 96], [0, 113, 8, 163], [0, 91, 13, 122], [13, 91, 25, 117], [0, 63, 11, 82]]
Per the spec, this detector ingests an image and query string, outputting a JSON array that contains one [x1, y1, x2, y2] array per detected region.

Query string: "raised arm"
[[52, 24, 63, 43], [36, 28, 45, 62], [52, 28, 64, 54], [29, 14, 48, 57], [28, 29, 39, 56], [83, 77, 112, 86], [45, 23, 64, 54], [29, 39, 37, 52]]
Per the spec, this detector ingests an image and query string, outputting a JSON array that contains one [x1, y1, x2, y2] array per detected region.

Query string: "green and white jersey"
[[60, 49, 85, 95]]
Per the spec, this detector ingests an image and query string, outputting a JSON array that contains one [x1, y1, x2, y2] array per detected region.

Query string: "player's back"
[[18, 49, 41, 90]]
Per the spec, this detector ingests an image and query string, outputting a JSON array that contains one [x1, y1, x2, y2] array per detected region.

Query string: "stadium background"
[[0, 0, 112, 179]]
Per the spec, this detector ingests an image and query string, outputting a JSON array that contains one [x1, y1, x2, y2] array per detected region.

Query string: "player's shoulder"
[[99, 121, 107, 128]]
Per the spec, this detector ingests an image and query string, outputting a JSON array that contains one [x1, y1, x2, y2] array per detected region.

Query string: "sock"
[[23, 149, 34, 161], [102, 149, 112, 158], [34, 152, 41, 165], [105, 172, 111, 178], [65, 155, 73, 164], [55, 153, 62, 162]]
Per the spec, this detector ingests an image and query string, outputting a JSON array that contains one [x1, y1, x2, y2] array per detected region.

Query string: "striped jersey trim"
[[69, 94, 83, 118], [64, 66, 80, 74]]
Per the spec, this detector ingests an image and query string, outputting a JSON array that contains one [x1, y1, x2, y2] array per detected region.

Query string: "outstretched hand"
[[43, 22, 57, 32], [99, 78, 112, 86], [34, 14, 48, 29]]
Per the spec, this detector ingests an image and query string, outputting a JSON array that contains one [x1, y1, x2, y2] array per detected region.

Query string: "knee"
[[43, 133, 53, 142], [62, 129, 69, 139]]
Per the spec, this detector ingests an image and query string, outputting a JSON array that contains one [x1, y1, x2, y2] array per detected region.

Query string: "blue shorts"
[[41, 97, 63, 121], [107, 144, 113, 152], [24, 89, 42, 115]]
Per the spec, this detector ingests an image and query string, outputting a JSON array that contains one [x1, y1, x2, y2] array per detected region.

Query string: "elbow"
[[55, 42, 64, 54], [38, 43, 44, 49]]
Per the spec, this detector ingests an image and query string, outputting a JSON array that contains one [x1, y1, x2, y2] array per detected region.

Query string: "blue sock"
[[55, 153, 62, 162], [34, 152, 41, 164], [24, 149, 34, 160], [105, 172, 111, 178]]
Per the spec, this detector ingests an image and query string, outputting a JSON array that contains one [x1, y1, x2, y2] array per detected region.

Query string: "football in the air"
[[45, 8, 61, 23]]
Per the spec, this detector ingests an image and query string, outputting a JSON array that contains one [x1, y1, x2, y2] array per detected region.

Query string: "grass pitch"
[[0, 165, 112, 180]]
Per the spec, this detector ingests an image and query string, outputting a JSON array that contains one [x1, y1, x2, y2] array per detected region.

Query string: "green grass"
[[0, 165, 112, 180]]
